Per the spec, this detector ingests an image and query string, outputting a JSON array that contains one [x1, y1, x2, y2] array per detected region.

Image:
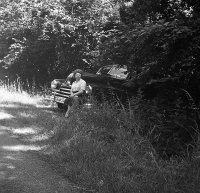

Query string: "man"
[[64, 69, 86, 117]]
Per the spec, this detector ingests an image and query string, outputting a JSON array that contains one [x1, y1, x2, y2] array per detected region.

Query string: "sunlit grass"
[[0, 83, 56, 145], [0, 87, 41, 105], [11, 127, 36, 135], [0, 111, 14, 120], [2, 145, 42, 151], [0, 78, 50, 106]]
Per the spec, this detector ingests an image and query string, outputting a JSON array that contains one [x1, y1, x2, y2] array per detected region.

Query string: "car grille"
[[53, 85, 71, 98], [50, 85, 71, 103]]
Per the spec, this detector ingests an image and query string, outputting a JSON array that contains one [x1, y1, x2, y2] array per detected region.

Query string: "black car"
[[49, 65, 133, 109]]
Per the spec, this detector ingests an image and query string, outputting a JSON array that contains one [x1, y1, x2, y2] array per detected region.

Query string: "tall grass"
[[0, 82, 39, 105], [0, 77, 49, 97], [42, 103, 200, 193], [1, 81, 199, 193]]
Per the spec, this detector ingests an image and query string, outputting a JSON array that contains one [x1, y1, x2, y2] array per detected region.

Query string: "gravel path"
[[0, 109, 78, 193]]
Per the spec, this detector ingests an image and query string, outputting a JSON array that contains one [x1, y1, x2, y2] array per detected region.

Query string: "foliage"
[[41, 104, 200, 193], [130, 93, 199, 158], [1, 74, 200, 193], [1, 0, 200, 159], [0, 0, 120, 84], [87, 0, 200, 157], [119, 0, 195, 24]]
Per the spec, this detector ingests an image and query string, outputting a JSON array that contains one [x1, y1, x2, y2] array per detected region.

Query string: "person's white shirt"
[[71, 78, 86, 93]]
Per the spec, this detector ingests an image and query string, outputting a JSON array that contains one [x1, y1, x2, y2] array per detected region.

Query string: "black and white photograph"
[[0, 0, 200, 192]]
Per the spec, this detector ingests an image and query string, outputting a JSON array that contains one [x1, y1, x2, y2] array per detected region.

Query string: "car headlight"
[[51, 80, 59, 89], [85, 85, 92, 94]]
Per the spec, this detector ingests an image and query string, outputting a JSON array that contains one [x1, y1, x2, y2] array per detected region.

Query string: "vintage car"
[[50, 65, 134, 109]]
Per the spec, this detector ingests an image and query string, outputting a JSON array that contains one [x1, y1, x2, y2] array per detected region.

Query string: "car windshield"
[[97, 65, 129, 79], [108, 66, 129, 79], [97, 66, 112, 75]]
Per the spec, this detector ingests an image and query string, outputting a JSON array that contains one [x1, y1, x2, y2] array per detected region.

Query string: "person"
[[64, 69, 86, 117]]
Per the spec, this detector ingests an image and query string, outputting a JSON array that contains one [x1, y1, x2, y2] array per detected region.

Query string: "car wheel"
[[57, 103, 67, 110]]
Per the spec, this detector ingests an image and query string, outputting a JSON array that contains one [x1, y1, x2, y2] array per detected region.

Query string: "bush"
[[129, 90, 199, 158]]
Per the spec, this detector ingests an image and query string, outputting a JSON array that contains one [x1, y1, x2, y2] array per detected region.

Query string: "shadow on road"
[[0, 101, 77, 193], [0, 126, 42, 193]]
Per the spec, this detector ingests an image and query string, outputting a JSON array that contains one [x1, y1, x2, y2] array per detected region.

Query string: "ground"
[[0, 89, 78, 193]]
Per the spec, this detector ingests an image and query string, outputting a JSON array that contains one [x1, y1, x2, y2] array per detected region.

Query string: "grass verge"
[[1, 86, 200, 193], [41, 104, 200, 193]]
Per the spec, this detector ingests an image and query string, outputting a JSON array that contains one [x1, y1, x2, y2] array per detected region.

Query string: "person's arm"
[[73, 89, 85, 96], [64, 73, 74, 85]]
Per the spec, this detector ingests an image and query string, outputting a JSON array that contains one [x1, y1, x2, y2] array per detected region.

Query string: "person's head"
[[73, 69, 83, 80]]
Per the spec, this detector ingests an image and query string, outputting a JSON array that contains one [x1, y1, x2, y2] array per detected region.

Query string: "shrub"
[[130, 90, 199, 159]]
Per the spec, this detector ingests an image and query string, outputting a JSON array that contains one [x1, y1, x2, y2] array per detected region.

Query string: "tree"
[[96, 0, 200, 157], [0, 0, 121, 84]]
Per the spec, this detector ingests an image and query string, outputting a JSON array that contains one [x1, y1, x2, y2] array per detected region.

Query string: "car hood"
[[82, 72, 132, 92], [83, 72, 125, 82]]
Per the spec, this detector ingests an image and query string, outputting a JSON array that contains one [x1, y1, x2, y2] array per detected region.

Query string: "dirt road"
[[0, 92, 78, 193]]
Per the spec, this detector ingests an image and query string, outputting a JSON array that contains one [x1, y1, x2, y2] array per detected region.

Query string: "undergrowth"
[[42, 103, 200, 193], [0, 77, 49, 96], [1, 82, 199, 193]]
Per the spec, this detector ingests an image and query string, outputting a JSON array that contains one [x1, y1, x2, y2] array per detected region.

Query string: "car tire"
[[57, 103, 67, 110]]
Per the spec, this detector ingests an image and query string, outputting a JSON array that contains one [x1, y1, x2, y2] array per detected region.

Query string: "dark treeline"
[[0, 0, 200, 157]]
